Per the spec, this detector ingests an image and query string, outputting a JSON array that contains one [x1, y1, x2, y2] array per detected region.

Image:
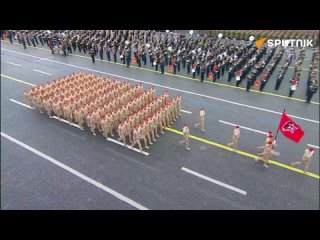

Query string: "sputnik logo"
[[282, 121, 298, 134], [255, 38, 267, 48]]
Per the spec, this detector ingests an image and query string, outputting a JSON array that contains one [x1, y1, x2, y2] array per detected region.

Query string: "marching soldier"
[[43, 96, 53, 118], [179, 124, 191, 150], [124, 119, 133, 143], [143, 120, 153, 146], [52, 98, 62, 120], [87, 111, 96, 136], [74, 106, 85, 130], [24, 90, 35, 109], [227, 125, 240, 150], [291, 147, 315, 172], [63, 102, 73, 125], [118, 122, 128, 146], [131, 126, 143, 152], [148, 116, 157, 142], [255, 141, 273, 168], [105, 113, 114, 138], [34, 91, 44, 113], [194, 108, 206, 132]]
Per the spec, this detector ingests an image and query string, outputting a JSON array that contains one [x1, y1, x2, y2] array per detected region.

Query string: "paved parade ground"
[[1, 39, 319, 210]]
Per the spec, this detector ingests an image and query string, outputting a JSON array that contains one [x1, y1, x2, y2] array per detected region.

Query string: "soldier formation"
[[24, 72, 182, 152]]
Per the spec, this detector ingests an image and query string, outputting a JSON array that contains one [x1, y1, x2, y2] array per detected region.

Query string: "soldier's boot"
[[154, 128, 159, 138], [143, 137, 149, 149], [166, 117, 171, 127], [79, 120, 84, 130], [146, 133, 153, 145], [150, 130, 156, 142], [91, 126, 96, 136], [110, 128, 115, 137]]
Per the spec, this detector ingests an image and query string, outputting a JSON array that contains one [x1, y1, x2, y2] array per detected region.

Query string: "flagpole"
[[273, 106, 287, 149]]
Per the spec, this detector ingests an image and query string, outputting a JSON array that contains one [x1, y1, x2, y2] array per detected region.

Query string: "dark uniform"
[[306, 83, 318, 103], [200, 65, 205, 82], [275, 70, 284, 90], [90, 48, 95, 63], [160, 56, 165, 74], [182, 54, 186, 69], [196, 61, 200, 76], [186, 59, 191, 74], [142, 50, 147, 65], [246, 75, 254, 91]]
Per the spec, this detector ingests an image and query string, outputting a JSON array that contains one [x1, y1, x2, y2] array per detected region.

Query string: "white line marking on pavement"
[[219, 120, 267, 135], [181, 167, 247, 195], [181, 109, 192, 114], [51, 116, 82, 129], [6, 61, 22, 67], [307, 144, 319, 149], [2, 48, 319, 124], [33, 69, 52, 75], [9, 98, 33, 109], [107, 137, 150, 156], [10, 98, 82, 130], [1, 132, 148, 210]]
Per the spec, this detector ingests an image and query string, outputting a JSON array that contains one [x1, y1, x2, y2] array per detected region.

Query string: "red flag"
[[278, 112, 304, 143]]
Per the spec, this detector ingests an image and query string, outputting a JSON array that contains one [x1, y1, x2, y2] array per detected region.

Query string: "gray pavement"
[[1, 40, 319, 210]]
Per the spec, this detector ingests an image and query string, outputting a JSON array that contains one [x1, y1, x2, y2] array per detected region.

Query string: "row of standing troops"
[[24, 72, 182, 152]]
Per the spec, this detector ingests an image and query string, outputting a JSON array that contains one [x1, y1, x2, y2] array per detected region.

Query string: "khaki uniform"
[[118, 123, 128, 146], [148, 118, 157, 142], [53, 101, 62, 119], [34, 94, 44, 113], [144, 121, 153, 145], [176, 96, 181, 116], [179, 125, 190, 150], [131, 128, 142, 151], [291, 149, 315, 172], [63, 103, 73, 124], [255, 145, 272, 167], [228, 127, 240, 150], [74, 108, 84, 129], [195, 109, 205, 131], [87, 113, 96, 135], [43, 97, 53, 117], [24, 91, 35, 109]]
